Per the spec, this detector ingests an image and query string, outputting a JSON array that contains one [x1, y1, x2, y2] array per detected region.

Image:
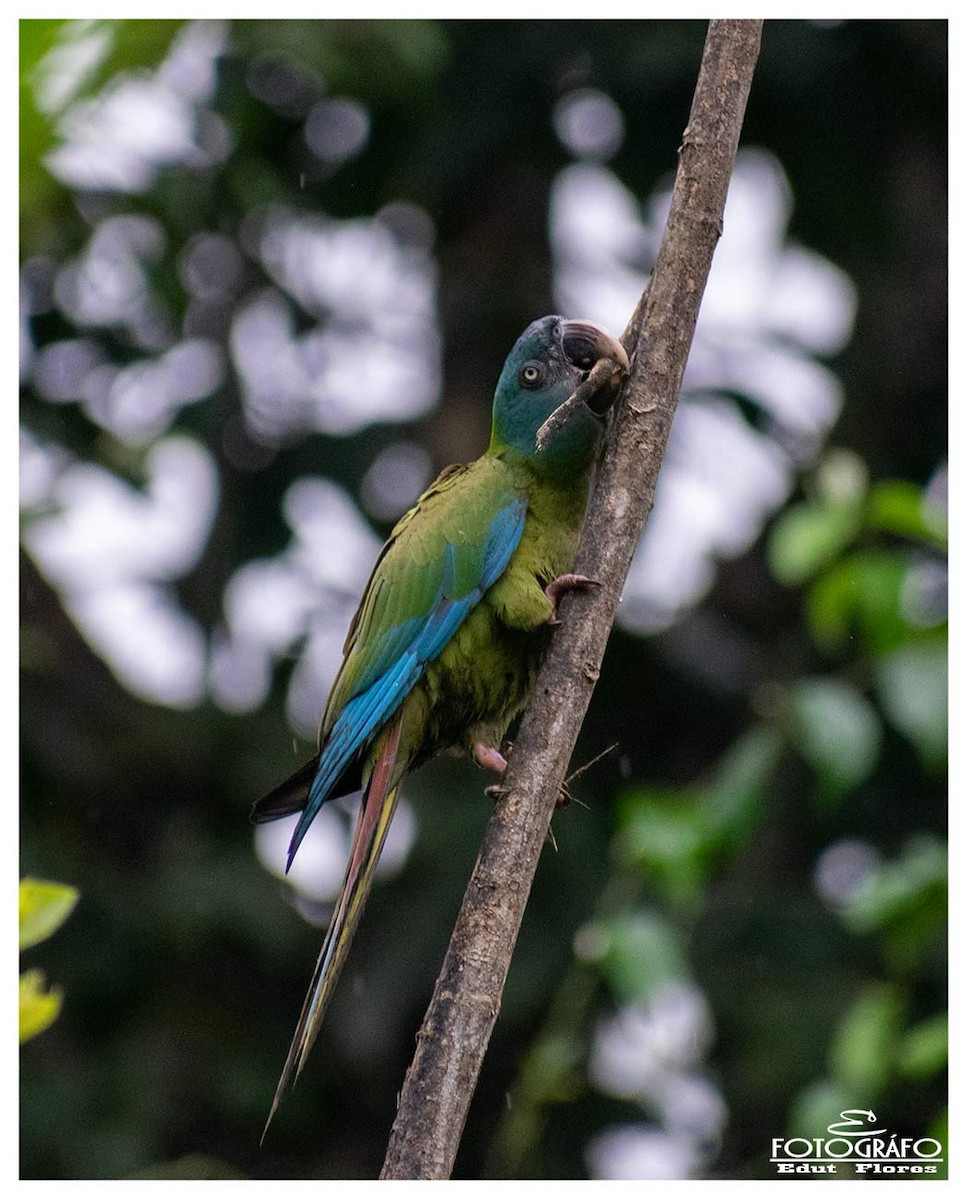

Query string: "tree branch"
[[380, 19, 763, 1180]]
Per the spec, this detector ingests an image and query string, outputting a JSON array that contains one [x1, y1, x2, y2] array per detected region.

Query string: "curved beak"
[[536, 319, 628, 451], [561, 319, 629, 416], [560, 320, 629, 377]]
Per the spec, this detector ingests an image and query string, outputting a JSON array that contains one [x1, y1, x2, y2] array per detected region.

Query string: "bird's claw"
[[544, 573, 600, 624]]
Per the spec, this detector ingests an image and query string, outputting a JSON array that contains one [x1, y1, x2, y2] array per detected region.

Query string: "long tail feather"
[[250, 757, 317, 823], [261, 708, 405, 1142], [251, 755, 366, 825]]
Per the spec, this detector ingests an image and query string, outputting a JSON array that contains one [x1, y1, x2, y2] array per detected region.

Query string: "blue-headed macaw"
[[254, 315, 627, 1134]]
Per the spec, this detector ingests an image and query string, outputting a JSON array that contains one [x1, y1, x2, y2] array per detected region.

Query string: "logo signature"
[[771, 1109, 944, 1176], [825, 1108, 885, 1136]]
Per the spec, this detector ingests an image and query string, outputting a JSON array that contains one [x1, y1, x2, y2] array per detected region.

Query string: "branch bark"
[[380, 19, 763, 1180]]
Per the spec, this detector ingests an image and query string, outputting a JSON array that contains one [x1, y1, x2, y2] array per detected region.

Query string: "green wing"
[[284, 459, 526, 866]]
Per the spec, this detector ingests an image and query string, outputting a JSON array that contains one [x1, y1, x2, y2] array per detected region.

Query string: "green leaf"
[[701, 725, 782, 844], [767, 450, 870, 586], [19, 969, 63, 1042], [789, 678, 882, 800], [616, 788, 707, 905], [28, 19, 184, 117], [768, 500, 861, 586], [828, 982, 906, 1094], [897, 1015, 948, 1080], [27, 20, 116, 117], [519, 1034, 584, 1104], [786, 1077, 866, 1141], [865, 480, 947, 549], [19, 19, 64, 77], [20, 19, 66, 232], [806, 550, 911, 655], [19, 878, 79, 951], [617, 727, 780, 905], [876, 642, 947, 769], [20, 19, 186, 252], [577, 911, 688, 1003], [841, 836, 947, 938]]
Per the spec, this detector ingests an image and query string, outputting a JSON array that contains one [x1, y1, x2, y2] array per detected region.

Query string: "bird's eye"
[[520, 363, 543, 388]]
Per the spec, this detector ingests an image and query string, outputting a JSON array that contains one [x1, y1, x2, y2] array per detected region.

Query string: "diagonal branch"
[[380, 19, 764, 1180]]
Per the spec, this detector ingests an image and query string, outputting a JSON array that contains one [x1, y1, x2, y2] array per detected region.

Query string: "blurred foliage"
[[20, 17, 945, 1181], [20, 20, 183, 235], [488, 452, 947, 1179], [20, 878, 79, 1042]]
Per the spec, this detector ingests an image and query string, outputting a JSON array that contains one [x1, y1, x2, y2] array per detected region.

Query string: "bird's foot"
[[474, 742, 512, 802], [544, 573, 600, 626], [473, 742, 568, 821], [473, 742, 508, 775]]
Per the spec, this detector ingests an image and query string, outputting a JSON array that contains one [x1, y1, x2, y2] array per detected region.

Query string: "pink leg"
[[474, 742, 509, 802], [473, 743, 508, 774], [544, 573, 600, 626]]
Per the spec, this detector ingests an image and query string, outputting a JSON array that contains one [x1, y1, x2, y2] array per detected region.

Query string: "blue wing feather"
[[285, 495, 527, 869]]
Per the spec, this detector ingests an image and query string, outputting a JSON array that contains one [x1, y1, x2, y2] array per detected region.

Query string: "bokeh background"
[[20, 19, 947, 1181]]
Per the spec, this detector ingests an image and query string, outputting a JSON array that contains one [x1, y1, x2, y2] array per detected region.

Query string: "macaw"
[[254, 314, 628, 1134]]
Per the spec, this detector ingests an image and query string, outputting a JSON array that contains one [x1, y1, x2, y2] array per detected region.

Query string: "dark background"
[[20, 19, 946, 1180]]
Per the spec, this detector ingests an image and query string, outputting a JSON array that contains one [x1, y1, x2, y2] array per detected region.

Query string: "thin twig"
[[380, 19, 763, 1180]]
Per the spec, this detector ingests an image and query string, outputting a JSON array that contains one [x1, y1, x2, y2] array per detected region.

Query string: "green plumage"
[[356, 453, 592, 775], [256, 314, 627, 1134]]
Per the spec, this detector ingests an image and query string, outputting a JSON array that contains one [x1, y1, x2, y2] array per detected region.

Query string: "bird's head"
[[489, 315, 628, 475]]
